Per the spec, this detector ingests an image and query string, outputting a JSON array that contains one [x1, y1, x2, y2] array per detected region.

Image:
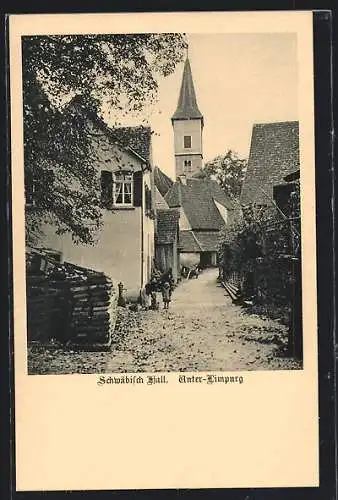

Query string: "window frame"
[[113, 171, 134, 207], [183, 135, 192, 149]]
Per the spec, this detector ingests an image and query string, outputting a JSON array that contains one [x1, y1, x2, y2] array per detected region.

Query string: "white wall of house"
[[36, 123, 155, 301], [39, 209, 142, 299], [142, 169, 155, 287]]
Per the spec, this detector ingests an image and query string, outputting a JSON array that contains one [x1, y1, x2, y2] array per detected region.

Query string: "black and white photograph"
[[10, 11, 321, 491], [22, 30, 304, 375]]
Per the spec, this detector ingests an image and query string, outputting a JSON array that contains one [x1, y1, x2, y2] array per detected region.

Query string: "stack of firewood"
[[26, 274, 61, 341], [66, 266, 117, 345], [26, 251, 117, 347]]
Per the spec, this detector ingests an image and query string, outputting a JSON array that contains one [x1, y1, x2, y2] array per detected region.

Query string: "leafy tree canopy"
[[23, 34, 187, 245], [196, 149, 247, 200]]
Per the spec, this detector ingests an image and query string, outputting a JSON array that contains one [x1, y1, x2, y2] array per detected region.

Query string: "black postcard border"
[[1, 5, 336, 500]]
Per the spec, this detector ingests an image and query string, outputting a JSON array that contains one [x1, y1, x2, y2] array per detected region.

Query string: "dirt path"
[[106, 268, 301, 372]]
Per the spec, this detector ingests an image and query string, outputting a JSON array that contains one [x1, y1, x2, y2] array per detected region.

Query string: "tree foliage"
[[219, 182, 301, 308], [196, 149, 247, 199], [23, 34, 187, 245]]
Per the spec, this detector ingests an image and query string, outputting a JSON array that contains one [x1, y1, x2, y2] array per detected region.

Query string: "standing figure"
[[147, 278, 160, 310], [162, 267, 175, 299], [162, 281, 171, 310]]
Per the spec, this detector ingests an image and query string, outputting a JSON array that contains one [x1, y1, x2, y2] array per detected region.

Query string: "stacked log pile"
[[26, 274, 61, 341], [26, 250, 117, 348], [63, 264, 117, 346]]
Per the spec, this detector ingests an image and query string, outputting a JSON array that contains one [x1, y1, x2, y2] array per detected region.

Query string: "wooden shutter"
[[133, 170, 143, 207], [145, 185, 152, 212], [101, 170, 113, 208]]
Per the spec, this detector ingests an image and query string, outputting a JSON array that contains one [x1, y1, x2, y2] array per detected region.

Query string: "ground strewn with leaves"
[[28, 269, 301, 375]]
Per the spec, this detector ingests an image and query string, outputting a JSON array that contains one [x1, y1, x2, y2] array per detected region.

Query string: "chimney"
[[179, 174, 187, 185]]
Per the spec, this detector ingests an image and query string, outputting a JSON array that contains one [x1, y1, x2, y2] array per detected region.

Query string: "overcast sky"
[[110, 32, 298, 180]]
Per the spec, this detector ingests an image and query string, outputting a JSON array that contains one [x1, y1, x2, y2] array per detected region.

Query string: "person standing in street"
[[162, 281, 171, 310]]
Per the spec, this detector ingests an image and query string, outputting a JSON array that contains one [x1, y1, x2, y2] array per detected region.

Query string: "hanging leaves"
[[219, 190, 301, 307], [195, 149, 247, 199], [23, 34, 187, 246]]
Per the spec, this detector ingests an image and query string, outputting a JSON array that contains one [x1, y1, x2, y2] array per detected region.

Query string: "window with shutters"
[[113, 172, 133, 206], [183, 135, 192, 148], [101, 170, 113, 208], [101, 170, 139, 209]]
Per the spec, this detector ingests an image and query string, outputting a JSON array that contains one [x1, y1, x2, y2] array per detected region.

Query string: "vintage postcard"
[[10, 11, 318, 491]]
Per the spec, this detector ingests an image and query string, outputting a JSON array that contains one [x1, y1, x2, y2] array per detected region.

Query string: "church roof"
[[154, 166, 174, 197], [165, 178, 233, 231], [241, 121, 300, 206], [172, 58, 203, 122]]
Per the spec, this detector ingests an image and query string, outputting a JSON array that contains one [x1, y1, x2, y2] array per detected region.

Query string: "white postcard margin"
[[10, 11, 318, 491]]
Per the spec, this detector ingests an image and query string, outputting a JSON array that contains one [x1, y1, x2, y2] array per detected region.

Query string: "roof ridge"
[[191, 230, 203, 251], [253, 120, 299, 127]]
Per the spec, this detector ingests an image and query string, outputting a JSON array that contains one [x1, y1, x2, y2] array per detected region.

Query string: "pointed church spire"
[[172, 57, 203, 123]]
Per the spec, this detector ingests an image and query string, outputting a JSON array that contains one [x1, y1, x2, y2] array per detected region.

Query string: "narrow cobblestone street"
[[28, 268, 301, 374]]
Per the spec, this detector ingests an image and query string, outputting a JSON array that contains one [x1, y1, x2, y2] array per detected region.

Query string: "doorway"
[[200, 252, 212, 268]]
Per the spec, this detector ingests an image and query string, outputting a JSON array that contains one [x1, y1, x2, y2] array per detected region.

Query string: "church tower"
[[171, 57, 204, 180]]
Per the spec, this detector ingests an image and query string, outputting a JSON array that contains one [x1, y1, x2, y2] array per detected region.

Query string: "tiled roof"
[[68, 95, 152, 162], [172, 58, 203, 122], [109, 126, 152, 162], [241, 121, 299, 206], [164, 182, 181, 207], [154, 166, 174, 197], [179, 231, 202, 252], [194, 231, 221, 252], [165, 178, 233, 231], [156, 209, 180, 244], [179, 230, 221, 252]]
